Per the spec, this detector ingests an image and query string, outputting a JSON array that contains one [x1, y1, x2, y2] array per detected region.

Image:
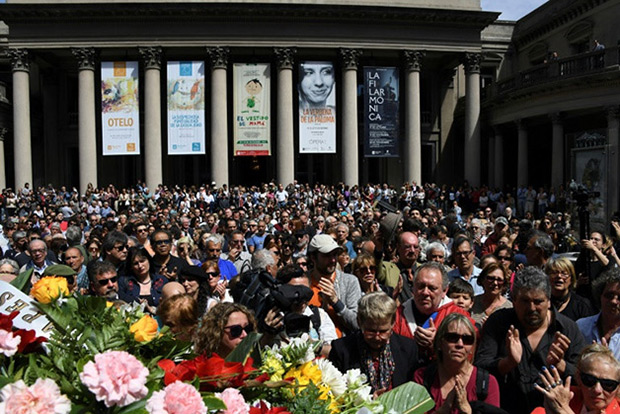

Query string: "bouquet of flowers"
[[0, 278, 434, 413]]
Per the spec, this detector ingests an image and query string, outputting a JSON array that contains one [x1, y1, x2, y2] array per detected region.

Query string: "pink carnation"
[[215, 388, 250, 414], [145, 381, 207, 414], [79, 350, 149, 407], [0, 378, 71, 414], [0, 329, 21, 357]]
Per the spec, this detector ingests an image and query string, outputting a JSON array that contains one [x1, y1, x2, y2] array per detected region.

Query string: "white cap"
[[308, 234, 343, 254]]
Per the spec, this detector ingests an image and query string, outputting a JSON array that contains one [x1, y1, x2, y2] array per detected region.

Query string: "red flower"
[[0, 312, 47, 354], [250, 401, 291, 414], [193, 353, 257, 390], [158, 358, 197, 386]]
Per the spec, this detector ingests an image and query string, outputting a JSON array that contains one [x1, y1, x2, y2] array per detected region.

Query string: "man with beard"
[[476, 266, 586, 414], [308, 234, 362, 336], [87, 260, 119, 300], [577, 268, 620, 361]]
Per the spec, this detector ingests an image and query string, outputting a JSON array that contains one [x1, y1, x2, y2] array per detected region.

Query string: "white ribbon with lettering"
[[0, 281, 53, 338]]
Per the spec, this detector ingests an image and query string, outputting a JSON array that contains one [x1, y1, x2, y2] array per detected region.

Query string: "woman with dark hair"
[[545, 257, 595, 321], [576, 231, 614, 299], [471, 262, 512, 326], [193, 302, 256, 357], [118, 247, 167, 312], [414, 313, 501, 413]]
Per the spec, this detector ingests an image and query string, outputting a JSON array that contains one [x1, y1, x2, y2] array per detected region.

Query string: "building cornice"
[[512, 0, 610, 49], [0, 3, 499, 28]]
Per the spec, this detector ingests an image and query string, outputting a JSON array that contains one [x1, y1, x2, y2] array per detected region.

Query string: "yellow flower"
[[130, 315, 158, 342], [262, 355, 285, 381], [286, 361, 322, 391], [30, 276, 70, 304]]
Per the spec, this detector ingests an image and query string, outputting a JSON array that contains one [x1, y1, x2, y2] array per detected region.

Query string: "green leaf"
[[376, 381, 435, 414], [225, 332, 262, 363], [203, 395, 227, 411], [11, 268, 33, 292]]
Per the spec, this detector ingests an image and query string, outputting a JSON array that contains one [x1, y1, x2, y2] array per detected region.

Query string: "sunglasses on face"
[[114, 244, 129, 251], [297, 262, 308, 267], [580, 372, 620, 392], [154, 239, 171, 246], [206, 272, 220, 279], [97, 276, 118, 286], [443, 332, 475, 345], [224, 324, 254, 339]]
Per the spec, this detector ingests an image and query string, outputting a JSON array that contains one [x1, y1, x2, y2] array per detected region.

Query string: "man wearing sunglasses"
[[476, 266, 586, 414], [87, 260, 119, 300], [102, 230, 129, 272]]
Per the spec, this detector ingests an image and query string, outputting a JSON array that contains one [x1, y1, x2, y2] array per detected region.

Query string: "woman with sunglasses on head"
[[545, 257, 595, 321], [471, 262, 513, 327], [414, 313, 501, 414], [118, 247, 167, 314], [193, 302, 256, 358], [533, 344, 620, 414]]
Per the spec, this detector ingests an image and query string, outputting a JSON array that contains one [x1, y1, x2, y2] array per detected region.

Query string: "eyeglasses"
[[224, 324, 254, 339], [114, 244, 129, 251], [97, 276, 118, 286], [0, 270, 17, 275], [136, 228, 148, 233], [485, 277, 504, 285], [297, 262, 308, 267], [30, 248, 46, 255], [206, 272, 220, 279], [602, 291, 620, 301], [444, 332, 475, 345], [154, 239, 171, 246], [358, 266, 376, 274], [454, 250, 473, 257], [498, 256, 512, 262], [580, 372, 620, 392]]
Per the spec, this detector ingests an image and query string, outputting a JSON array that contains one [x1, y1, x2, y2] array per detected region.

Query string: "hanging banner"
[[101, 61, 140, 155], [364, 67, 399, 157], [298, 61, 336, 153], [233, 63, 271, 156], [167, 61, 206, 155]]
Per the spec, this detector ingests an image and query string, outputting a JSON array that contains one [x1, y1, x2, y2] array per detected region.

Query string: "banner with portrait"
[[101, 61, 140, 155], [233, 63, 271, 156], [298, 61, 336, 153], [363, 67, 399, 157], [167, 61, 206, 155]]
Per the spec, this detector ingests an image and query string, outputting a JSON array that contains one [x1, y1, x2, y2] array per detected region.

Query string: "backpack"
[[422, 363, 490, 401]]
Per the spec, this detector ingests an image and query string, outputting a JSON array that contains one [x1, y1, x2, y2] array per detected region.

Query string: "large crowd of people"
[[1, 179, 620, 414]]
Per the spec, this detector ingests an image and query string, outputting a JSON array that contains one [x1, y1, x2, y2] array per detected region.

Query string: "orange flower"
[[129, 315, 158, 342], [30, 277, 69, 304]]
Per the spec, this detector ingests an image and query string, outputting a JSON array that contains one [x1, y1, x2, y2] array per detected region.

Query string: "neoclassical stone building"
[[0, 0, 502, 191], [482, 0, 620, 219]]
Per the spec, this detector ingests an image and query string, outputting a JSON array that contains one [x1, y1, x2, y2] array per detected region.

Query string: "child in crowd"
[[447, 278, 474, 313]]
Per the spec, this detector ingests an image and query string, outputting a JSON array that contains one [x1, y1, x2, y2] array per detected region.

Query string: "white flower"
[[0, 329, 21, 357], [352, 384, 373, 405], [316, 359, 347, 396], [345, 368, 368, 388]]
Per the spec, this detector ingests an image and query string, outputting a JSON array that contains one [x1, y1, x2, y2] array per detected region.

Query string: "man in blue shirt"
[[204, 234, 237, 281]]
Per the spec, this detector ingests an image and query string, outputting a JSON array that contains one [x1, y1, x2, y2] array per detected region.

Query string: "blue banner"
[[363, 67, 399, 157]]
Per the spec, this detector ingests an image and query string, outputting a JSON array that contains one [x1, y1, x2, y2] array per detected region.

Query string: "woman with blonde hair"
[[193, 302, 256, 357], [545, 257, 595, 321], [533, 344, 620, 414]]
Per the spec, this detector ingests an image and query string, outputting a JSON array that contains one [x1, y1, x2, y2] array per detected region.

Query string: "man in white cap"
[[307, 234, 362, 337]]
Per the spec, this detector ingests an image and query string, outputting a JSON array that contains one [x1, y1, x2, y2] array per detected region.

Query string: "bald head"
[[161, 282, 186, 301]]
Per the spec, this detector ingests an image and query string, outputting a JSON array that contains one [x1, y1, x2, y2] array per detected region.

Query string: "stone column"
[[516, 119, 528, 187], [207, 47, 230, 187], [72, 48, 98, 193], [488, 134, 495, 187], [403, 50, 425, 184], [550, 112, 564, 189], [139, 46, 163, 191], [463, 53, 482, 186], [340, 48, 362, 186], [0, 128, 7, 189], [493, 126, 504, 189], [274, 47, 296, 186], [9, 49, 32, 189], [607, 106, 619, 218]]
